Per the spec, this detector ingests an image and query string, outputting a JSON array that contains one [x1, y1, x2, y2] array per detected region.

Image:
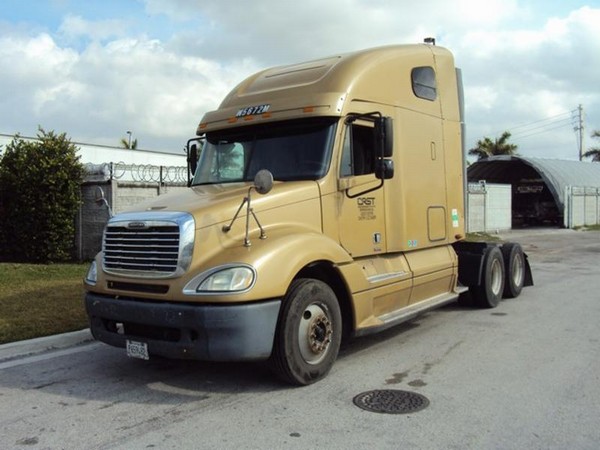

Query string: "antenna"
[[424, 37, 436, 45]]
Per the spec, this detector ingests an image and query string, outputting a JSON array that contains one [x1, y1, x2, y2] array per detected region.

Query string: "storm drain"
[[353, 389, 429, 414]]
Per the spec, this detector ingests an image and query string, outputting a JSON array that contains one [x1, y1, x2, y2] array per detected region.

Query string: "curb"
[[0, 329, 94, 362]]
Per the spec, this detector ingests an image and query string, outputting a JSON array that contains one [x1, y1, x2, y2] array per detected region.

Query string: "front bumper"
[[85, 293, 281, 361]]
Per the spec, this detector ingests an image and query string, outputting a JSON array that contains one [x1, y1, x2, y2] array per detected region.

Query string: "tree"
[[582, 130, 600, 162], [120, 136, 138, 149], [468, 131, 518, 161], [0, 128, 84, 262]]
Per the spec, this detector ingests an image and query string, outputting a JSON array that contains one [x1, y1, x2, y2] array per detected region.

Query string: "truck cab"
[[84, 43, 531, 385]]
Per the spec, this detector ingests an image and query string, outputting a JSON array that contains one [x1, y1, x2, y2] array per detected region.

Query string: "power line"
[[510, 118, 574, 140], [506, 110, 572, 133], [494, 110, 576, 139], [489, 107, 587, 159]]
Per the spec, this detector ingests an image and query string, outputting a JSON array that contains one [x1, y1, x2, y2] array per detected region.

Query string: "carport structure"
[[468, 156, 600, 228]]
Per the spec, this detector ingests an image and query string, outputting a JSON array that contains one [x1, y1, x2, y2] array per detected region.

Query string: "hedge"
[[0, 129, 84, 262]]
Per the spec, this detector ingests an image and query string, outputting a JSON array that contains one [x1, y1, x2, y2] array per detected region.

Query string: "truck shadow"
[[1, 303, 466, 405]]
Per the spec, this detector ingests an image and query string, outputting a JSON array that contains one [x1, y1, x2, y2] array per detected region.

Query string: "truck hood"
[[121, 181, 322, 230]]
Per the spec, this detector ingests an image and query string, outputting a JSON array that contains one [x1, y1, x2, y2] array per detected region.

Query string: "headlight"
[[183, 265, 256, 295], [85, 261, 97, 286]]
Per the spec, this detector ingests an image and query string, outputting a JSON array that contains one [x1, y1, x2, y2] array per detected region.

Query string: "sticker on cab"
[[451, 208, 459, 228]]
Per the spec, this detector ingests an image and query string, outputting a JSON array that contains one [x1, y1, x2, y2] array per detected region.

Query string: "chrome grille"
[[104, 225, 180, 273], [102, 212, 195, 278]]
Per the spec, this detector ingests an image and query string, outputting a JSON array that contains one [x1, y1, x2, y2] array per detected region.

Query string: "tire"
[[501, 242, 525, 298], [469, 246, 505, 309], [269, 279, 342, 386], [457, 291, 475, 307]]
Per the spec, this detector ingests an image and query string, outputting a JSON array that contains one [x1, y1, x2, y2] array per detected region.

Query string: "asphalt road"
[[1, 229, 599, 449]]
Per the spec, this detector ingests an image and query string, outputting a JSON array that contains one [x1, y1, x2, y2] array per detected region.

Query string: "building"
[[468, 156, 600, 228], [0, 134, 186, 167]]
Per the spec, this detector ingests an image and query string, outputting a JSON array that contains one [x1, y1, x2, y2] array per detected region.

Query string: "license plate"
[[126, 340, 149, 360]]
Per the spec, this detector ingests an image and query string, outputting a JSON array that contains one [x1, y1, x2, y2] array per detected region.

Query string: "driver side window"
[[340, 124, 375, 177], [210, 142, 245, 181]]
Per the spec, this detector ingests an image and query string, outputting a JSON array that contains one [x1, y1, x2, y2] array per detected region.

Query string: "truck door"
[[337, 122, 387, 257]]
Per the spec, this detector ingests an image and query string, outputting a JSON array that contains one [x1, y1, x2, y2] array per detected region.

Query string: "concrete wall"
[[565, 186, 600, 228], [467, 183, 512, 233]]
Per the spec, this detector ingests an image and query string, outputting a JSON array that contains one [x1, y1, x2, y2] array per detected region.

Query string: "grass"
[[0, 263, 89, 344]]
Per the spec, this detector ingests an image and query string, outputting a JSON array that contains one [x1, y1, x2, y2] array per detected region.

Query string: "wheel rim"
[[511, 253, 524, 287], [490, 258, 503, 296], [298, 303, 333, 365]]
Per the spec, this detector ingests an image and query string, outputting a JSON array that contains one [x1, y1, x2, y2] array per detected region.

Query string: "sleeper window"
[[412, 66, 437, 101]]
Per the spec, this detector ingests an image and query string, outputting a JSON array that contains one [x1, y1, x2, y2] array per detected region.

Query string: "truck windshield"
[[191, 118, 337, 185]]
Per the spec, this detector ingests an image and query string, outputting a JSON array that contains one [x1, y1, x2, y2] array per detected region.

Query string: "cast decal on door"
[[357, 197, 376, 221]]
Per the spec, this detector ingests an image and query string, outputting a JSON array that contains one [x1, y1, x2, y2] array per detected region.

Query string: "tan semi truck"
[[84, 42, 532, 385]]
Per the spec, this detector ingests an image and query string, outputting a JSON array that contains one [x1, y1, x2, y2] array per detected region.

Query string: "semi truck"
[[84, 42, 532, 385]]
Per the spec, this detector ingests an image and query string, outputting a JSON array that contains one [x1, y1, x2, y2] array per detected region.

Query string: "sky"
[[1, 0, 599, 161]]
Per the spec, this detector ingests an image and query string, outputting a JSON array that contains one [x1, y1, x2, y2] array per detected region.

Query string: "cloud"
[[0, 33, 78, 126], [58, 14, 127, 43], [0, 1, 598, 161], [0, 24, 262, 150], [142, 0, 203, 22], [144, 0, 521, 64], [457, 6, 600, 158]]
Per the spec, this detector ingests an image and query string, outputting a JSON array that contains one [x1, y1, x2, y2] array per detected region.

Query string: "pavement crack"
[[32, 381, 62, 390]]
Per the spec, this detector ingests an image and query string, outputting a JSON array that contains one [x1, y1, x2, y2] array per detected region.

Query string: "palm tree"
[[468, 131, 518, 161], [582, 130, 600, 162], [119, 137, 138, 149]]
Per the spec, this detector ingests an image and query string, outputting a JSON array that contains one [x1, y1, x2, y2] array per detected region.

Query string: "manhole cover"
[[353, 389, 429, 414]]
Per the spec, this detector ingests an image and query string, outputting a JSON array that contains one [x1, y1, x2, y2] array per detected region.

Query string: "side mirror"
[[375, 116, 394, 157], [375, 159, 394, 180], [187, 143, 198, 176], [186, 139, 203, 187], [254, 169, 273, 195]]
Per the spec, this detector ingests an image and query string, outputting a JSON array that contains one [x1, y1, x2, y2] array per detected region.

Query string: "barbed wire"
[[84, 162, 188, 184]]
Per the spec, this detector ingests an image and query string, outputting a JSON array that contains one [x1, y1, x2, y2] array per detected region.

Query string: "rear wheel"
[[469, 246, 505, 309], [457, 291, 475, 307], [269, 279, 342, 386], [501, 243, 525, 298]]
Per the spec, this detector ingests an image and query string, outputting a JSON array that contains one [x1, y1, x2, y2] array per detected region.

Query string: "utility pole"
[[575, 104, 584, 161]]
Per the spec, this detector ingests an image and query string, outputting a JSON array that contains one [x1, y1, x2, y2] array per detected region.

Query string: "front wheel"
[[269, 279, 342, 386]]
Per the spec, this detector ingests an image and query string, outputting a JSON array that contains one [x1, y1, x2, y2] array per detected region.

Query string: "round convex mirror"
[[254, 169, 273, 195]]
